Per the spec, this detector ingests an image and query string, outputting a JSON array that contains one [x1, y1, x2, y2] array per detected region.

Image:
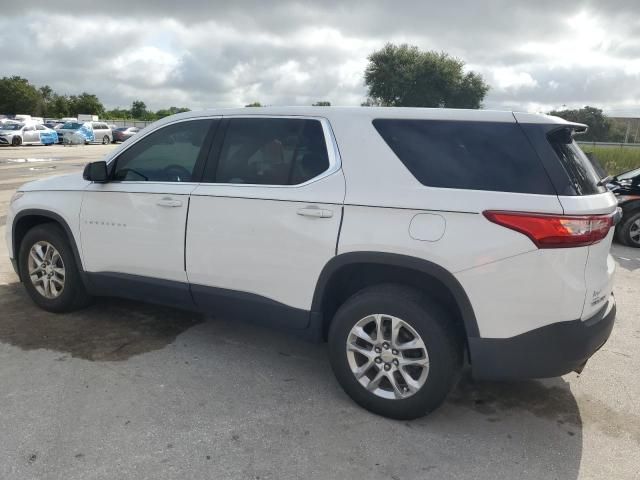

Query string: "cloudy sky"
[[3, 0, 640, 115]]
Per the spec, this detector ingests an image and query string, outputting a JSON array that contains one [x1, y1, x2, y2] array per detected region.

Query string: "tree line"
[[0, 43, 630, 141], [0, 76, 190, 121]]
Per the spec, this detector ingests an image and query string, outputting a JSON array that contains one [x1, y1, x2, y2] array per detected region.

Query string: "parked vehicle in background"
[[112, 126, 140, 143], [44, 121, 64, 130], [90, 122, 112, 144], [57, 122, 86, 143], [5, 107, 619, 419], [56, 121, 111, 144], [609, 167, 640, 247], [0, 122, 58, 146], [77, 114, 99, 122], [60, 117, 77, 123]]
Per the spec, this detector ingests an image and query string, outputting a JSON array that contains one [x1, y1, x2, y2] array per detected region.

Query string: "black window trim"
[[106, 116, 221, 185], [199, 115, 342, 189]]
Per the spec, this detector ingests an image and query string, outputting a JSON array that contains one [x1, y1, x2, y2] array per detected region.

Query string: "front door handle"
[[297, 207, 333, 218], [157, 198, 182, 207]]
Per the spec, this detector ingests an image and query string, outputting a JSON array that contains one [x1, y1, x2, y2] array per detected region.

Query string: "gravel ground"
[[0, 144, 638, 480]]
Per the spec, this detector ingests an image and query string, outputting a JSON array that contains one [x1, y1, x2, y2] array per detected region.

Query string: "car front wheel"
[[19, 224, 92, 312], [328, 284, 462, 419]]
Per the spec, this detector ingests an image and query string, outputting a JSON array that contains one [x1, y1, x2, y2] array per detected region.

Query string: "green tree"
[[548, 106, 614, 142], [0, 76, 40, 115], [69, 93, 104, 116], [49, 94, 71, 117], [104, 107, 131, 119], [364, 43, 489, 108], [245, 101, 262, 107], [131, 100, 147, 119], [38, 85, 54, 117], [155, 106, 190, 119], [312, 101, 331, 106]]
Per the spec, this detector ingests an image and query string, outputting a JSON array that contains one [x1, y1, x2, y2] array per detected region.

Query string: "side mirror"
[[83, 161, 108, 183]]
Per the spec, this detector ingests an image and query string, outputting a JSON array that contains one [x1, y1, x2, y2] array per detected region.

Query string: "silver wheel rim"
[[28, 241, 65, 299], [630, 219, 640, 245], [346, 314, 429, 400]]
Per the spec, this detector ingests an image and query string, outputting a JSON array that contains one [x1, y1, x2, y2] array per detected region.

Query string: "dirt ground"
[[0, 144, 638, 480]]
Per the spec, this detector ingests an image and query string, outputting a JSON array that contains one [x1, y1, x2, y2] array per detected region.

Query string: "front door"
[[186, 116, 345, 328], [80, 117, 218, 305]]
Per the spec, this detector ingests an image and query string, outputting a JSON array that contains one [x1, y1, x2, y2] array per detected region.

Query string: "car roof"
[[155, 106, 586, 129]]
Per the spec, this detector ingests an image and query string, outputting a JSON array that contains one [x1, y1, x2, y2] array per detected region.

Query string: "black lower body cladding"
[[468, 296, 616, 380]]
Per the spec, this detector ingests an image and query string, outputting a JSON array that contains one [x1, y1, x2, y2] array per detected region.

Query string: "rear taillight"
[[483, 211, 614, 248]]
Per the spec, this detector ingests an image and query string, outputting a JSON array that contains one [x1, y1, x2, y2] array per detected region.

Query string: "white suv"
[[5, 107, 618, 419]]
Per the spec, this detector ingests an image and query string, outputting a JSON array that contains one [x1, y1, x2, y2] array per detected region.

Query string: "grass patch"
[[579, 144, 640, 175]]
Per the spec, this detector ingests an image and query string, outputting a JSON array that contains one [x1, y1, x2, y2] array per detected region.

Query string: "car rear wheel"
[[102, 136, 110, 145], [328, 284, 462, 419], [618, 211, 640, 247], [11, 136, 21, 146], [19, 224, 92, 312]]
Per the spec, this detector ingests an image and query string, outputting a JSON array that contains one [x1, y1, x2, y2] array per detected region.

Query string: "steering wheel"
[[162, 164, 192, 182]]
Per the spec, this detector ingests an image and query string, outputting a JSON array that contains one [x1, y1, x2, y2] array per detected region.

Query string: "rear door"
[[186, 116, 345, 328], [516, 113, 618, 320]]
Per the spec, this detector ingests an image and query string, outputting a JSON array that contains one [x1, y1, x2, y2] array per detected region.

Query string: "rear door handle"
[[297, 207, 333, 218], [157, 198, 183, 207]]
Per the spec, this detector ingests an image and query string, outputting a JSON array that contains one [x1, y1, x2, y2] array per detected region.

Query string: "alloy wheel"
[[346, 314, 429, 400], [28, 241, 66, 299], [630, 218, 640, 246]]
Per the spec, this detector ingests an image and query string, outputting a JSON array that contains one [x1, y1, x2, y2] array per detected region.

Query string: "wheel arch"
[[311, 252, 480, 343], [619, 199, 640, 216], [12, 209, 85, 282]]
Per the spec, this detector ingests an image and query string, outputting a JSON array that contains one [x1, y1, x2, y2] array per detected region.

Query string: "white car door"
[[22, 125, 39, 143], [79, 117, 219, 305], [186, 116, 345, 329]]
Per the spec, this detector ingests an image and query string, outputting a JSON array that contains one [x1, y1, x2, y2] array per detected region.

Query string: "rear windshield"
[[547, 128, 604, 195], [62, 122, 82, 129], [372, 119, 555, 194]]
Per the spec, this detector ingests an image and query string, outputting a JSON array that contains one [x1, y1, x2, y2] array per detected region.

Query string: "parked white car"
[[5, 107, 618, 419], [0, 122, 58, 146]]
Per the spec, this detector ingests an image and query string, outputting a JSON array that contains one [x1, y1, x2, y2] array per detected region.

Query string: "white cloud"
[[1, 1, 640, 115]]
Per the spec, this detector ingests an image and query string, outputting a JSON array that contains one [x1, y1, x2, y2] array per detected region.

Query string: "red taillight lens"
[[483, 211, 614, 248]]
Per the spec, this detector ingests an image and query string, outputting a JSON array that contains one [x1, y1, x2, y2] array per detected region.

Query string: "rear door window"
[[206, 118, 330, 185], [373, 119, 555, 194]]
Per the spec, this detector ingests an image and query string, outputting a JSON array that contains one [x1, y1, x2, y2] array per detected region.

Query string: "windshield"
[[617, 167, 640, 181], [0, 123, 24, 131], [116, 127, 128, 131], [61, 122, 83, 129]]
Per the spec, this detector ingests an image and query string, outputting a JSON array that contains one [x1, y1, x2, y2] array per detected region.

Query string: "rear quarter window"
[[546, 128, 605, 195], [372, 119, 555, 194]]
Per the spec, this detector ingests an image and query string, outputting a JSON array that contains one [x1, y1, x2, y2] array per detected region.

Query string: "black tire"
[[328, 284, 462, 420], [11, 136, 21, 146], [617, 211, 640, 248], [18, 223, 92, 313], [102, 136, 110, 145]]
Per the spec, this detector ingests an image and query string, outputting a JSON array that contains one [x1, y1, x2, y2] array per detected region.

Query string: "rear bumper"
[[469, 295, 616, 380]]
